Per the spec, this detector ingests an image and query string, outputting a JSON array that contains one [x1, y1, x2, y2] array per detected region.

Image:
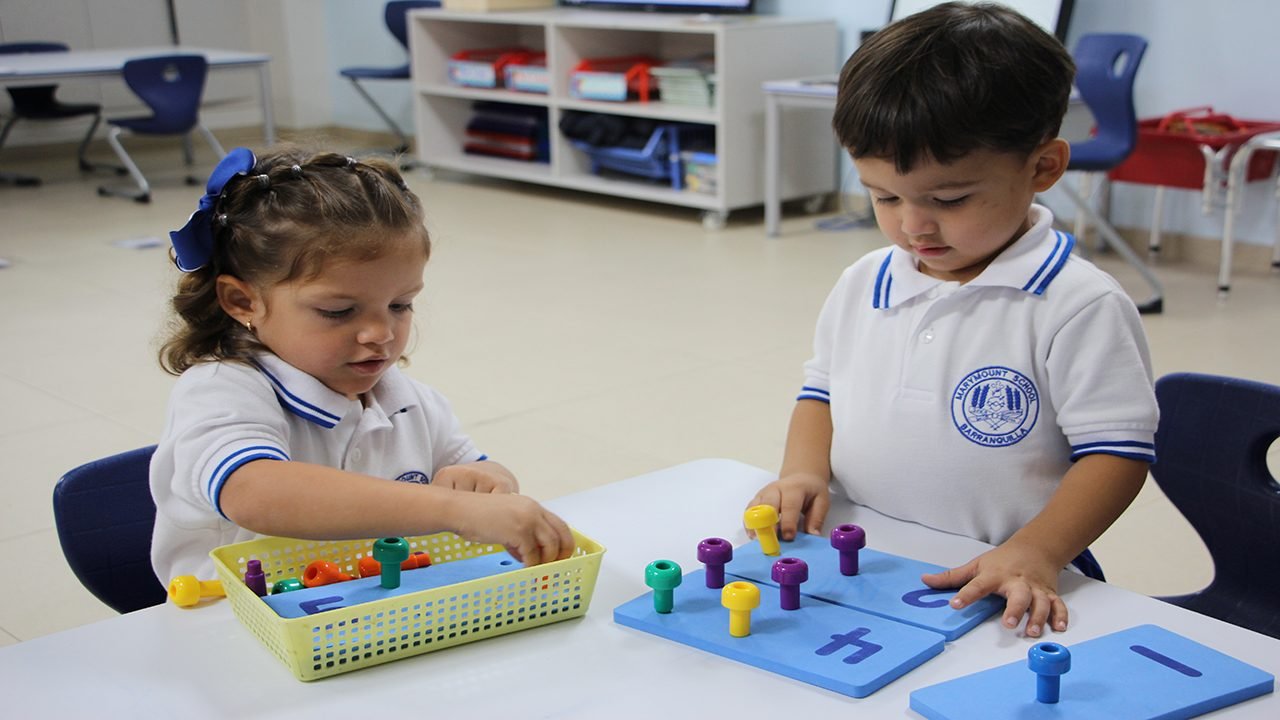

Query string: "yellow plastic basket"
[[209, 529, 605, 681]]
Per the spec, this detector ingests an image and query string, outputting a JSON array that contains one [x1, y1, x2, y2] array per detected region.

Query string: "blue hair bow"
[[168, 147, 258, 272]]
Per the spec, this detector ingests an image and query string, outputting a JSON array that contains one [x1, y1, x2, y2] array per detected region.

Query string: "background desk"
[[0, 46, 275, 146], [1, 459, 1276, 718], [763, 77, 838, 238]]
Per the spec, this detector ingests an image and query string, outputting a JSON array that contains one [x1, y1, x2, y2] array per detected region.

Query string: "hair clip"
[[255, 174, 271, 189], [290, 164, 303, 178], [168, 147, 257, 272], [345, 156, 358, 169], [216, 213, 229, 227]]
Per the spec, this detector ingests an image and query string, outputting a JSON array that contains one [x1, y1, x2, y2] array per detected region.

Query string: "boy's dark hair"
[[833, 1, 1075, 172]]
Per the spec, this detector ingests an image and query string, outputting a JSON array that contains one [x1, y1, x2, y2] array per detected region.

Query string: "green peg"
[[645, 559, 683, 613], [373, 537, 411, 589]]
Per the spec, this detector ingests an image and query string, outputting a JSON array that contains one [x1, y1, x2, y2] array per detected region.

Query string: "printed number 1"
[[815, 627, 883, 665]]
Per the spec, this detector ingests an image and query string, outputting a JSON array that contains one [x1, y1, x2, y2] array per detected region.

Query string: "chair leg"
[[97, 126, 150, 202], [1056, 183, 1164, 314], [197, 125, 226, 160], [347, 77, 412, 154]]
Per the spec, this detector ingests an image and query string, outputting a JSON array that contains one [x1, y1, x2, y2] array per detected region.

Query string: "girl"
[[150, 145, 573, 581]]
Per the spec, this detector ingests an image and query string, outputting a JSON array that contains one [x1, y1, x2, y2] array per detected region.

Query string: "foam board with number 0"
[[614, 568, 946, 698], [909, 624, 1274, 719], [725, 533, 1002, 641]]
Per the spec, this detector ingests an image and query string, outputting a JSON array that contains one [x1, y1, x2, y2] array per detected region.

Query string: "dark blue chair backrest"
[[0, 42, 70, 112], [1151, 372, 1280, 639], [121, 54, 208, 134], [1069, 33, 1147, 170], [53, 445, 166, 614], [386, 1, 441, 49]]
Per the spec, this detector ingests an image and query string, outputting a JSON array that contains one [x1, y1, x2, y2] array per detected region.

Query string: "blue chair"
[[1053, 33, 1165, 314], [98, 54, 225, 203], [339, 1, 440, 158], [53, 446, 167, 614], [0, 42, 103, 187], [1150, 373, 1280, 639]]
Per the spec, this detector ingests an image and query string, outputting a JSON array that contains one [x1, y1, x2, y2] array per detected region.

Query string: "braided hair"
[[159, 145, 430, 375]]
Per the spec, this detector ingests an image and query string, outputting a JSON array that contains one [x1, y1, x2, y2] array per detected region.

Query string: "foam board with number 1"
[[725, 533, 1002, 641], [613, 568, 945, 698], [909, 624, 1274, 719]]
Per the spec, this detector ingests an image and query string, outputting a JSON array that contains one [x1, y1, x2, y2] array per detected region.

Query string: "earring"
[[245, 320, 254, 333]]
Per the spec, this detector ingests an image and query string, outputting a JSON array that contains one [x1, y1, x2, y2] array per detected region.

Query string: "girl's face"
[[250, 235, 427, 400]]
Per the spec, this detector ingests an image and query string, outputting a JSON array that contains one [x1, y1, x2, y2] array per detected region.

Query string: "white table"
[[0, 46, 275, 146], [2, 459, 1276, 718]]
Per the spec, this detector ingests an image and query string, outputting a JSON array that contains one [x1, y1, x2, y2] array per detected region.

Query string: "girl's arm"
[[219, 460, 573, 566], [923, 453, 1147, 636], [746, 399, 835, 540]]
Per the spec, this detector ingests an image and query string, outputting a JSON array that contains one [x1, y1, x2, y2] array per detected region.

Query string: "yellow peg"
[[744, 504, 781, 556], [721, 581, 761, 638], [167, 576, 225, 608]]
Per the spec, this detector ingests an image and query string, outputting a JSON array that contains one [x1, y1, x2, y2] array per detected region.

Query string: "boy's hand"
[[920, 540, 1068, 638], [432, 462, 519, 494], [451, 491, 574, 567], [745, 472, 830, 541]]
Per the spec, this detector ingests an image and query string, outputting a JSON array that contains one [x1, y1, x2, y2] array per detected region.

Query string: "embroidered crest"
[[951, 366, 1039, 447], [395, 470, 430, 484]]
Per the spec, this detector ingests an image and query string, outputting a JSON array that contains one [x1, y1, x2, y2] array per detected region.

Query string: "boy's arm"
[[219, 460, 573, 566], [747, 399, 835, 540], [923, 453, 1147, 636]]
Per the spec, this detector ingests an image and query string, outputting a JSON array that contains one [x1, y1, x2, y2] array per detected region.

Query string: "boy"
[[746, 2, 1158, 639]]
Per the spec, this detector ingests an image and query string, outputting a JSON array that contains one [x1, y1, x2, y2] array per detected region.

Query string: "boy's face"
[[854, 141, 1068, 284], [244, 234, 427, 400]]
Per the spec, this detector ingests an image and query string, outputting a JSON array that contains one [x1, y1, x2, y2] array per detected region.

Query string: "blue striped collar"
[[870, 205, 1074, 310], [251, 355, 352, 428]]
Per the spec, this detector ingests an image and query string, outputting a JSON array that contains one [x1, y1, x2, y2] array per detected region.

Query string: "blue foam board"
[[910, 624, 1274, 719], [263, 551, 520, 618], [613, 568, 945, 698], [725, 533, 1002, 641]]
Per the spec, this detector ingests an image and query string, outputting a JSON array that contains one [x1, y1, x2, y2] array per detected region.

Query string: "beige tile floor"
[[2, 137, 1278, 646]]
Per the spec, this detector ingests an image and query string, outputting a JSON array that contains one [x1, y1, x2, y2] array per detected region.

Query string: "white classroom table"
[[1, 459, 1276, 718], [763, 77, 838, 238], [0, 46, 275, 146]]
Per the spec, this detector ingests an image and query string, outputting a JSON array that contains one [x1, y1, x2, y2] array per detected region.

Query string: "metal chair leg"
[[0, 115, 42, 186], [1056, 183, 1164, 314], [98, 126, 150, 202]]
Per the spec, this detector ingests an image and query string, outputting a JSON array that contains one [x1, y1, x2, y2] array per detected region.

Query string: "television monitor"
[[560, 0, 754, 13], [888, 0, 1074, 41]]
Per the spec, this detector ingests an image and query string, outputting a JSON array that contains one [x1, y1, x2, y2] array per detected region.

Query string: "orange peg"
[[302, 560, 353, 588], [357, 551, 433, 578]]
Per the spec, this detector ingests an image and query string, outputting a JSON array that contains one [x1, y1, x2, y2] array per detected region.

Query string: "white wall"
[[759, 0, 1280, 247], [324, 0, 417, 134]]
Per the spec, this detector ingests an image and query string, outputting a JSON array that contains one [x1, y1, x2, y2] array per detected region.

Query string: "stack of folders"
[[463, 102, 549, 162]]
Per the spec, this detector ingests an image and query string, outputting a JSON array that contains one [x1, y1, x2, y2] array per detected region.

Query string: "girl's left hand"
[[919, 540, 1068, 638], [432, 462, 519, 494]]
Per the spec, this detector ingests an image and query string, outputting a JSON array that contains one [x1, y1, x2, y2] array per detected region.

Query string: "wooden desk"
[[0, 46, 275, 146], [1, 459, 1275, 718]]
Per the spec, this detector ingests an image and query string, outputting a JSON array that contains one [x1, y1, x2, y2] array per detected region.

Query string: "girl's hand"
[[432, 462, 519, 494], [920, 540, 1068, 638], [745, 472, 831, 541], [450, 491, 574, 567]]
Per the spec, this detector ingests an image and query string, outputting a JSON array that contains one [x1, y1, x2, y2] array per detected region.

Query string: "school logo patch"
[[951, 366, 1039, 447], [395, 470, 430, 484]]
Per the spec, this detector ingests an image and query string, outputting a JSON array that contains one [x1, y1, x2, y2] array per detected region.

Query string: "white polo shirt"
[[150, 353, 483, 580], [801, 205, 1157, 545]]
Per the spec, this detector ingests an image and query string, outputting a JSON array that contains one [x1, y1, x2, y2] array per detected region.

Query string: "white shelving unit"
[[408, 8, 838, 228]]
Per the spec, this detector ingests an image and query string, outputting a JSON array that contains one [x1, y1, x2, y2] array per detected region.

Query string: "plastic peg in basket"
[[357, 550, 432, 579], [271, 578, 304, 594], [645, 559, 682, 614], [168, 576, 225, 608], [302, 560, 353, 588], [374, 537, 411, 589], [244, 559, 267, 596]]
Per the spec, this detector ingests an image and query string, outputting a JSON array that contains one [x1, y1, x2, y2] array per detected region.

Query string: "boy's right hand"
[[745, 472, 831, 541], [450, 491, 575, 567]]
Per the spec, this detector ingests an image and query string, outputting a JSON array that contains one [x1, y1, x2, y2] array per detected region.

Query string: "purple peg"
[[831, 524, 866, 576], [244, 559, 267, 597], [771, 557, 809, 610], [697, 537, 733, 588]]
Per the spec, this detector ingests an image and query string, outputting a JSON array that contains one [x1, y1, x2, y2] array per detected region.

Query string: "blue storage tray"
[[571, 123, 684, 190]]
